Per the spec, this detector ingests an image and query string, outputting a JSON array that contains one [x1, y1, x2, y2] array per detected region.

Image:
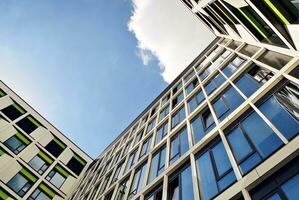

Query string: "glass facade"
[[196, 139, 236, 200], [67, 37, 299, 200]]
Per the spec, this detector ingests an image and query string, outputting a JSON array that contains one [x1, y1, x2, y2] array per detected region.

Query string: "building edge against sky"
[[1, 0, 299, 200], [0, 80, 92, 200]]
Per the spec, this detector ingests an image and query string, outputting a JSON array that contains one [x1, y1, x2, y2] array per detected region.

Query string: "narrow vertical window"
[[148, 145, 166, 183], [171, 106, 186, 129], [196, 139, 236, 200], [129, 162, 148, 199], [170, 127, 189, 164], [155, 121, 168, 145], [168, 164, 194, 200]]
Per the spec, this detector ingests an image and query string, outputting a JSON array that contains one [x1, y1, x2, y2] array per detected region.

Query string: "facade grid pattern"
[[71, 37, 299, 200]]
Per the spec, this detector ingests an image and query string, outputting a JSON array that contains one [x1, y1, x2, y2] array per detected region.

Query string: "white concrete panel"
[[34, 127, 54, 147], [0, 155, 22, 183], [60, 148, 74, 165], [235, 24, 257, 43], [0, 125, 17, 142], [60, 175, 76, 194], [19, 144, 39, 163], [53, 196, 64, 200], [287, 25, 299, 50], [223, 0, 248, 8], [0, 96, 13, 110], [0, 118, 11, 131]]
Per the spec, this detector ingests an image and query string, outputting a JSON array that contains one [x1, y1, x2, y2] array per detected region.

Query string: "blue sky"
[[0, 0, 214, 158]]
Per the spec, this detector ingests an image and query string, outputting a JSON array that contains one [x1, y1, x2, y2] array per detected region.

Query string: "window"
[[250, 155, 299, 200], [209, 50, 232, 73], [126, 150, 137, 172], [170, 127, 189, 164], [140, 115, 148, 127], [171, 106, 186, 129], [46, 165, 69, 188], [28, 185, 55, 200], [199, 68, 210, 81], [4, 133, 30, 154], [145, 184, 163, 200], [184, 70, 195, 83], [238, 6, 285, 47], [134, 129, 144, 146], [234, 64, 274, 97], [155, 121, 168, 145], [29, 152, 53, 175], [273, 81, 299, 121], [1, 102, 26, 121], [66, 153, 86, 176], [172, 92, 184, 109], [139, 136, 152, 159], [239, 44, 260, 57], [159, 105, 169, 121], [161, 94, 170, 106], [7, 169, 36, 197], [290, 65, 299, 78], [150, 105, 158, 117], [226, 110, 284, 175], [148, 145, 166, 183], [45, 137, 66, 157], [147, 118, 156, 133], [190, 109, 216, 144], [16, 115, 40, 134], [221, 56, 245, 78], [188, 90, 205, 113], [196, 139, 236, 200], [122, 140, 132, 157], [173, 82, 183, 95], [204, 80, 217, 95], [168, 164, 194, 200], [113, 162, 126, 181], [116, 177, 129, 200], [101, 158, 112, 176], [129, 162, 148, 199], [227, 41, 241, 50], [185, 78, 199, 95], [257, 84, 299, 140], [258, 51, 292, 70], [204, 73, 226, 95], [113, 151, 121, 165], [212, 86, 244, 121]]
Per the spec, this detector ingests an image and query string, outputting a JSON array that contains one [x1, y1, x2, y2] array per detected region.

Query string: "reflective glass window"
[[168, 164, 194, 200], [196, 139, 236, 200], [226, 111, 283, 174], [170, 127, 189, 164], [188, 90, 205, 113], [155, 121, 168, 145], [171, 106, 186, 129]]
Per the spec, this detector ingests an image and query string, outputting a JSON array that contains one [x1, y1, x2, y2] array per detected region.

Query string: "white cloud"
[[137, 48, 154, 65], [128, 0, 215, 83]]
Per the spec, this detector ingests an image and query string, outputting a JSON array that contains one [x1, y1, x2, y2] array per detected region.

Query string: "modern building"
[[2, 1, 299, 200], [181, 0, 299, 51], [69, 35, 299, 200], [0, 81, 92, 200]]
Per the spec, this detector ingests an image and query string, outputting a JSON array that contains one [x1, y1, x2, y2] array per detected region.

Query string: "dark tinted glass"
[[257, 51, 291, 70]]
